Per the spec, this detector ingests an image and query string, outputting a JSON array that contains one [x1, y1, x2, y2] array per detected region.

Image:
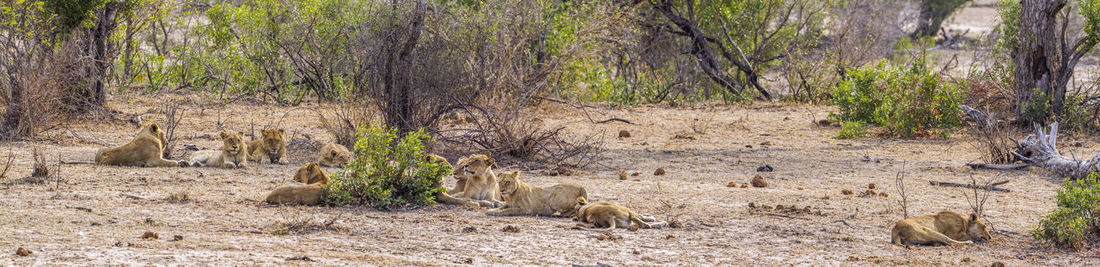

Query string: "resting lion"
[[891, 211, 992, 246], [450, 154, 504, 208], [573, 199, 668, 231], [318, 143, 351, 167], [265, 163, 329, 205], [420, 154, 482, 208], [247, 129, 288, 165], [95, 123, 188, 167], [487, 171, 587, 217], [189, 131, 249, 168]]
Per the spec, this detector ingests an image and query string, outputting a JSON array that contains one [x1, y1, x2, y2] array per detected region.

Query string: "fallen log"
[[966, 163, 1030, 170], [929, 180, 1011, 192], [1014, 122, 1099, 180]]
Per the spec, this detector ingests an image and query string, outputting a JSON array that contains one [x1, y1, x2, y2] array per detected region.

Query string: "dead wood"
[[1014, 122, 1099, 179], [929, 180, 1011, 192], [966, 163, 1030, 170]]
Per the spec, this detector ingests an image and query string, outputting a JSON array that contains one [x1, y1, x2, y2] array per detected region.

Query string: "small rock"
[[745, 145, 753, 149], [172, 235, 183, 241], [751, 175, 768, 188], [619, 170, 628, 180], [654, 168, 666, 176], [841, 189, 854, 195], [797, 187, 804, 190], [846, 255, 859, 261], [817, 119, 831, 126], [991, 262, 1006, 267], [631, 172, 640, 177], [502, 225, 521, 233], [879, 192, 889, 197], [287, 256, 314, 261], [726, 182, 737, 187], [141, 231, 159, 240], [760, 141, 772, 146], [618, 130, 631, 138], [756, 165, 774, 172], [740, 184, 748, 188], [868, 183, 876, 189], [558, 168, 575, 176], [461, 226, 477, 233], [15, 247, 31, 257]]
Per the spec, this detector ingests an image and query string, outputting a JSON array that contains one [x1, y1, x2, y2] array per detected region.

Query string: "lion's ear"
[[219, 131, 229, 139], [969, 212, 979, 222], [487, 157, 497, 168], [148, 123, 160, 132], [576, 196, 588, 205], [277, 129, 285, 135], [238, 131, 245, 137]]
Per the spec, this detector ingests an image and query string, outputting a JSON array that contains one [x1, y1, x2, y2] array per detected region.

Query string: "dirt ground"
[[0, 91, 1097, 266]]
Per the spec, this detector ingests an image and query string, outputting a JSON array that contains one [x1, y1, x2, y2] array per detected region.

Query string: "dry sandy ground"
[[0, 92, 1098, 266]]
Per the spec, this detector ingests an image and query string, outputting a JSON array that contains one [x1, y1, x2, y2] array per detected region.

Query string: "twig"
[[762, 212, 810, 220], [65, 206, 92, 212], [966, 163, 1029, 170], [595, 118, 634, 125], [930, 180, 1011, 192], [120, 193, 147, 200]]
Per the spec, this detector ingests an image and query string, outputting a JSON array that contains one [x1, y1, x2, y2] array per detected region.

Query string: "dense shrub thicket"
[[1034, 173, 1100, 249], [323, 125, 450, 209]]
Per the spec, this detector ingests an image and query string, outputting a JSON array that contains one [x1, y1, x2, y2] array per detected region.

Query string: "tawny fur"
[[573, 199, 668, 231], [317, 143, 351, 167], [190, 131, 249, 168], [95, 123, 187, 167], [449, 154, 504, 208], [247, 129, 288, 164], [891, 211, 992, 246], [420, 154, 481, 208], [265, 163, 329, 205], [487, 171, 587, 217]]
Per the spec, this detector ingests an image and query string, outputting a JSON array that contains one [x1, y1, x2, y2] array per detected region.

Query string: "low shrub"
[[1034, 173, 1100, 250], [323, 125, 450, 210], [829, 56, 965, 138]]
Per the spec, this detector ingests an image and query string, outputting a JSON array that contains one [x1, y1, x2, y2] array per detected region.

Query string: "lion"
[[891, 211, 992, 246], [247, 129, 288, 165], [189, 131, 249, 168], [487, 171, 587, 217], [95, 123, 188, 167], [450, 154, 504, 208], [418, 154, 482, 209], [318, 143, 351, 167], [265, 163, 329, 205], [573, 199, 668, 231]]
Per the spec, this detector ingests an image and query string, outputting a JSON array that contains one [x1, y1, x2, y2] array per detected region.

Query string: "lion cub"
[[317, 143, 351, 167], [891, 211, 992, 246], [487, 171, 587, 217], [265, 163, 330, 205], [247, 129, 288, 165], [95, 123, 188, 167], [573, 198, 668, 231], [189, 131, 249, 168], [451, 154, 504, 208]]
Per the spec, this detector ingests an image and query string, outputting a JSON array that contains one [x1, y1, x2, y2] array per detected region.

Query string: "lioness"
[[451, 154, 504, 208], [95, 123, 188, 167], [891, 211, 992, 246], [318, 143, 351, 167], [487, 171, 587, 217], [573, 199, 668, 231], [265, 163, 329, 205], [420, 154, 482, 208], [248, 129, 288, 164], [189, 131, 249, 168]]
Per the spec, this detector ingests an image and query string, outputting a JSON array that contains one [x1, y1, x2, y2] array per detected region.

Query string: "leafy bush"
[[829, 56, 965, 138], [1034, 173, 1100, 250], [323, 125, 450, 210], [835, 121, 867, 139]]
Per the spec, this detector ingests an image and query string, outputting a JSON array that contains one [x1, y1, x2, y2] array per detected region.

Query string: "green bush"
[[1034, 173, 1100, 250], [835, 121, 867, 139], [829, 56, 965, 138], [323, 125, 451, 210]]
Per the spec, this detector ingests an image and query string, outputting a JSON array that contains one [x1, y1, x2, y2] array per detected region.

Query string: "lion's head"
[[143, 123, 169, 148], [260, 129, 286, 161], [219, 131, 245, 155], [497, 171, 521, 199], [319, 143, 351, 167], [454, 154, 496, 178], [966, 212, 992, 243], [294, 162, 329, 185]]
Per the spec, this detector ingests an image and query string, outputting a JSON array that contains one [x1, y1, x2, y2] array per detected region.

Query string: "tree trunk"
[[912, 0, 970, 38], [1013, 0, 1068, 119], [81, 1, 123, 110], [381, 0, 426, 135]]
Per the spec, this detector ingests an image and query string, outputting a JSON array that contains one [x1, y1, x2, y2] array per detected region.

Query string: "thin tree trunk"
[[82, 1, 122, 110], [381, 0, 426, 134]]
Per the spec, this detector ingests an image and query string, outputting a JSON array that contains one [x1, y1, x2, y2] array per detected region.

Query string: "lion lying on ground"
[[449, 154, 504, 208], [487, 171, 587, 217], [318, 143, 351, 167], [189, 131, 249, 168], [247, 129, 288, 164], [573, 199, 668, 231], [891, 211, 992, 246], [95, 123, 188, 167], [265, 163, 329, 205], [420, 154, 483, 208]]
